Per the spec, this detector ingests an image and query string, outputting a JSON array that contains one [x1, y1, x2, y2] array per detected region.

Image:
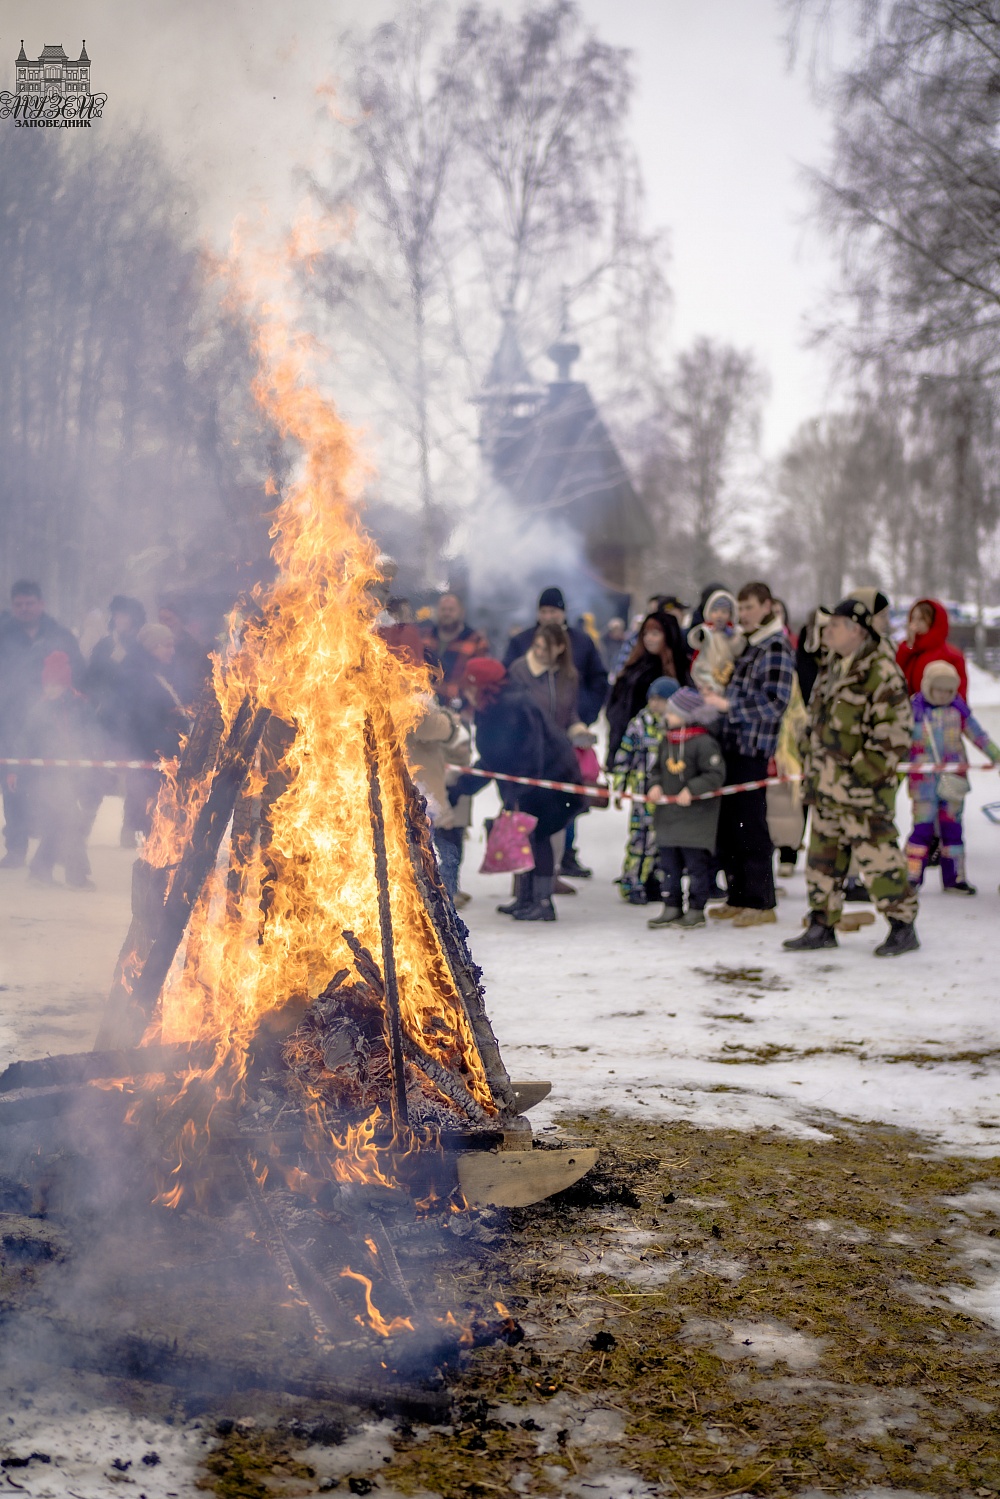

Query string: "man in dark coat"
[[121, 623, 194, 838], [504, 587, 608, 880], [157, 598, 212, 707], [0, 581, 85, 868]]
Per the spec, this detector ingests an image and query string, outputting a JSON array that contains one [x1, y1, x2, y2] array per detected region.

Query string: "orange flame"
[[141, 251, 494, 1134], [340, 1268, 415, 1337]]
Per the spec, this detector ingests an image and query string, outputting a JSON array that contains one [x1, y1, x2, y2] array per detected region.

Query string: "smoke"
[[448, 482, 620, 647]]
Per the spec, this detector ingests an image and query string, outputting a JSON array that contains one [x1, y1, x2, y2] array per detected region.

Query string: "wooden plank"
[[457, 1146, 599, 1208], [511, 1081, 552, 1113], [95, 686, 225, 1054]]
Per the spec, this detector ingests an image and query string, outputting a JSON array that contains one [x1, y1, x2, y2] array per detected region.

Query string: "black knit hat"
[[538, 587, 566, 611], [831, 597, 877, 636]]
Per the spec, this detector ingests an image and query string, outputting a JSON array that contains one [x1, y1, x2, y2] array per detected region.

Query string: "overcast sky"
[[1, 0, 844, 456]]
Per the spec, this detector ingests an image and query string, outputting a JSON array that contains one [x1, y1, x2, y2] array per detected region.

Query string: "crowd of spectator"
[[0, 581, 210, 887], [395, 580, 992, 955], [0, 571, 990, 950]]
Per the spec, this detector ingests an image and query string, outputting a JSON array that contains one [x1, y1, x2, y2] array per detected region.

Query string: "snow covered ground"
[[459, 666, 1000, 1156]]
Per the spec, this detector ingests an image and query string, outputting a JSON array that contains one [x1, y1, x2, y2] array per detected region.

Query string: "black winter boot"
[[497, 874, 532, 916], [513, 875, 557, 921], [783, 915, 838, 951], [874, 919, 920, 957]]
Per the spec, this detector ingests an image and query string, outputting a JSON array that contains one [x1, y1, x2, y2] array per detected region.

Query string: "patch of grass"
[[198, 1430, 318, 1497], [882, 1047, 1000, 1068], [379, 1114, 1000, 1497], [694, 965, 790, 992]]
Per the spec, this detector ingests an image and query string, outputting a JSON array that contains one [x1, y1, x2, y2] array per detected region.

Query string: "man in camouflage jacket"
[[785, 597, 919, 958]]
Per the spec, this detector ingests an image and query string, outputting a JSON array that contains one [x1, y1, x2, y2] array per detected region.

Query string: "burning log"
[[96, 686, 224, 1053], [0, 1309, 452, 1421], [132, 698, 270, 1018], [0, 1043, 216, 1095], [363, 715, 409, 1134], [398, 758, 518, 1119]]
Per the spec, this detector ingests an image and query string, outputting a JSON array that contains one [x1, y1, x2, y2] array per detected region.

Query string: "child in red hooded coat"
[[896, 599, 968, 699]]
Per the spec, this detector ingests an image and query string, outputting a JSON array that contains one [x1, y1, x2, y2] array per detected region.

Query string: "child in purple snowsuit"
[[906, 659, 1000, 894]]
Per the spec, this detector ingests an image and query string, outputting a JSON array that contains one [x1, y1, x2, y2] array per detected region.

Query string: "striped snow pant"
[[805, 800, 917, 926]]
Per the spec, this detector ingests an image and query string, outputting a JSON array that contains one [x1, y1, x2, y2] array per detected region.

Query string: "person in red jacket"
[[896, 599, 968, 699]]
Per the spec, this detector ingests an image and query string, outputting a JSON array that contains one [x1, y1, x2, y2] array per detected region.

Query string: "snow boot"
[[943, 881, 977, 896], [709, 904, 745, 920], [647, 905, 682, 929], [784, 916, 837, 951], [732, 907, 777, 927], [497, 874, 532, 916], [513, 876, 557, 922], [560, 852, 592, 879], [874, 920, 920, 958], [678, 908, 707, 928], [843, 876, 871, 903]]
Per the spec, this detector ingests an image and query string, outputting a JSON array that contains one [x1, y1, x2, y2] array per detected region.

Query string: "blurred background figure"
[[420, 592, 490, 709], [14, 650, 97, 889], [157, 596, 212, 706], [121, 622, 194, 841], [0, 581, 84, 870]]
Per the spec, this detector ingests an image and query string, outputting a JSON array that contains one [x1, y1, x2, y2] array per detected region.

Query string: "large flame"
[[140, 251, 494, 1162]]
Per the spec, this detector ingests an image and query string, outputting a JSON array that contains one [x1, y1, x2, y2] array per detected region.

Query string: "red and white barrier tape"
[[1, 757, 993, 805], [618, 761, 996, 806], [0, 757, 159, 769]]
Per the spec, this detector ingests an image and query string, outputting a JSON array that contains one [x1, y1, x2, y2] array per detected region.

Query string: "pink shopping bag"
[[479, 809, 537, 875]]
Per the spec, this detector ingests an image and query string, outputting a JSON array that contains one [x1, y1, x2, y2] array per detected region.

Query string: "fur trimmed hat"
[[920, 659, 960, 699]]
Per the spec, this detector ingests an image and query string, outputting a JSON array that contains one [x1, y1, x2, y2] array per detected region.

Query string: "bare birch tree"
[[648, 338, 769, 587]]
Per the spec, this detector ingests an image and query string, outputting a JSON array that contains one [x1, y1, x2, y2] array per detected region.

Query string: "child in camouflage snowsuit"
[[610, 676, 677, 903], [906, 659, 1000, 895]]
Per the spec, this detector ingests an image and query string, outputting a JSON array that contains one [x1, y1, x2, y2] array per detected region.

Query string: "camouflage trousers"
[[805, 800, 917, 925]]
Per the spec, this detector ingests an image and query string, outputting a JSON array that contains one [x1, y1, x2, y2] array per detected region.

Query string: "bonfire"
[[0, 276, 595, 1413]]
